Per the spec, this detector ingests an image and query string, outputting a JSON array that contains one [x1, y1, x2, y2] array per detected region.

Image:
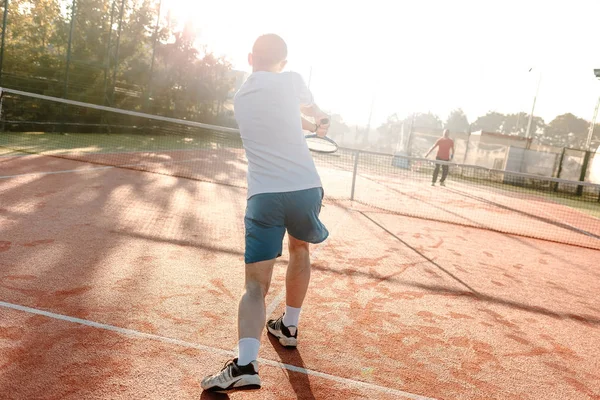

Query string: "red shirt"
[[435, 138, 454, 160]]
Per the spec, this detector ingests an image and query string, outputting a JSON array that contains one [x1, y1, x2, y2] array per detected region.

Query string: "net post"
[[350, 150, 360, 200]]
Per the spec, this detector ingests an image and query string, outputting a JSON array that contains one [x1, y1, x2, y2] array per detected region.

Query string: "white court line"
[[0, 300, 435, 400]]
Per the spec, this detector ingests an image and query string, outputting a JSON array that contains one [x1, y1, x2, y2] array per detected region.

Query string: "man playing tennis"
[[425, 129, 454, 186], [201, 34, 330, 393]]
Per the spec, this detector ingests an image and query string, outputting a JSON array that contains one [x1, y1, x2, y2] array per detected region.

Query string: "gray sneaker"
[[201, 358, 261, 393], [267, 314, 298, 347]]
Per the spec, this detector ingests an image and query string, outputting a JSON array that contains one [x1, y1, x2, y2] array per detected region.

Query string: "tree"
[[327, 113, 350, 147], [471, 111, 506, 133], [1, 0, 67, 94], [502, 112, 546, 139], [1, 0, 234, 125], [445, 109, 470, 132], [410, 112, 443, 130], [373, 112, 442, 153], [375, 113, 404, 153], [149, 19, 233, 122], [544, 113, 590, 148], [114, 0, 158, 107]]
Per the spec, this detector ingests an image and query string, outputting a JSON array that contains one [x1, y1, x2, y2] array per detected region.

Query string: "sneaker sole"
[[206, 375, 262, 393], [267, 325, 298, 347]]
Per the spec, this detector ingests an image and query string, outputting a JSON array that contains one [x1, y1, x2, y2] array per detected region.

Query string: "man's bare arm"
[[425, 143, 438, 158], [301, 103, 328, 123], [301, 117, 317, 132]]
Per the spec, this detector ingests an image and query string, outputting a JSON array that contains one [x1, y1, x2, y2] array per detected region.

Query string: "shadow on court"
[[267, 334, 316, 400]]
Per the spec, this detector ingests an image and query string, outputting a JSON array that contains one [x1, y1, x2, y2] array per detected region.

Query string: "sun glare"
[[163, 0, 600, 126]]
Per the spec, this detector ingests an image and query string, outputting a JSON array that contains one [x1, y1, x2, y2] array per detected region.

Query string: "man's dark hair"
[[252, 34, 287, 67]]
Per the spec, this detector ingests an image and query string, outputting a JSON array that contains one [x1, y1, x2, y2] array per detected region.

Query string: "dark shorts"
[[244, 187, 329, 264]]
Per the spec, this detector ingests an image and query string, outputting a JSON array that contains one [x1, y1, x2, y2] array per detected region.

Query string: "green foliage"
[[545, 113, 590, 148], [0, 0, 234, 125], [410, 112, 443, 130], [445, 109, 469, 133], [471, 111, 546, 140], [1, 0, 67, 94], [326, 113, 350, 146], [502, 112, 545, 138], [471, 111, 505, 133]]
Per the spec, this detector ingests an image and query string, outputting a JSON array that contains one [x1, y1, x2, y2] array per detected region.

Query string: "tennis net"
[[1, 88, 599, 249]]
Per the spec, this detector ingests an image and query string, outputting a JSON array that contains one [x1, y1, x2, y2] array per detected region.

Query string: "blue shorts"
[[244, 187, 329, 264]]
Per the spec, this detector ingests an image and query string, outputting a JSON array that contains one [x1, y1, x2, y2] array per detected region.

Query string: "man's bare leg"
[[283, 235, 311, 328], [286, 236, 311, 307], [237, 259, 275, 365]]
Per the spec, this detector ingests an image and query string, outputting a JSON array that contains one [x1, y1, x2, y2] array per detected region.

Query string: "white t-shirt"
[[234, 71, 322, 199]]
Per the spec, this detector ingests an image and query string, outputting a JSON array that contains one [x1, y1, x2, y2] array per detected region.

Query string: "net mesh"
[[2, 88, 599, 250], [353, 152, 600, 249]]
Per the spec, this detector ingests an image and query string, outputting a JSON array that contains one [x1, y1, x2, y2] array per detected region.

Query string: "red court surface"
[[1, 154, 600, 400]]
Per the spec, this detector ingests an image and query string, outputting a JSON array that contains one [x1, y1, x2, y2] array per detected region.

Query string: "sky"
[[164, 0, 600, 127]]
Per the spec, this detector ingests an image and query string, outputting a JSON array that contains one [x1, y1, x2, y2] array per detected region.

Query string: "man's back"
[[201, 34, 330, 395], [234, 71, 321, 199]]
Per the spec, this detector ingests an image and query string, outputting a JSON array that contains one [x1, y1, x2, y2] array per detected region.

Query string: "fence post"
[[405, 115, 415, 156], [576, 150, 592, 196], [0, 0, 9, 87], [554, 147, 566, 191], [144, 0, 162, 111], [64, 0, 76, 99], [109, 0, 125, 105], [350, 150, 360, 200], [463, 127, 471, 164]]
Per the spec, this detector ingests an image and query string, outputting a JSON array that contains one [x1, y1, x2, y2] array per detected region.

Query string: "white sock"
[[282, 305, 301, 327], [237, 338, 260, 366]]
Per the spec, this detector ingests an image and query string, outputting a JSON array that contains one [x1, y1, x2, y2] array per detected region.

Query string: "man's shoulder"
[[236, 71, 300, 93]]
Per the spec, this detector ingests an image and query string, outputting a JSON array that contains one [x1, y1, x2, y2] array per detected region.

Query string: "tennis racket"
[[305, 118, 339, 154]]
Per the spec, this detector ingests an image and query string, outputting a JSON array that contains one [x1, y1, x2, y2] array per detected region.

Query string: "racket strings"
[[306, 136, 337, 153]]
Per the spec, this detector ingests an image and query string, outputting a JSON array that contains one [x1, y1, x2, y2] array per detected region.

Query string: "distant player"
[[200, 34, 330, 393], [425, 129, 454, 186]]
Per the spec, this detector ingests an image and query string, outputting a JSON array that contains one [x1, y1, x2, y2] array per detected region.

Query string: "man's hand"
[[301, 103, 330, 137], [315, 117, 330, 138]]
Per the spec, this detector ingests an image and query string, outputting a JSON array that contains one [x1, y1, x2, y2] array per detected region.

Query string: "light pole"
[[585, 69, 600, 151], [525, 69, 542, 146]]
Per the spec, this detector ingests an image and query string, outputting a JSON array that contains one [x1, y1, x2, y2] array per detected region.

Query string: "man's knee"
[[288, 236, 309, 254], [244, 260, 275, 298], [244, 279, 269, 299]]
